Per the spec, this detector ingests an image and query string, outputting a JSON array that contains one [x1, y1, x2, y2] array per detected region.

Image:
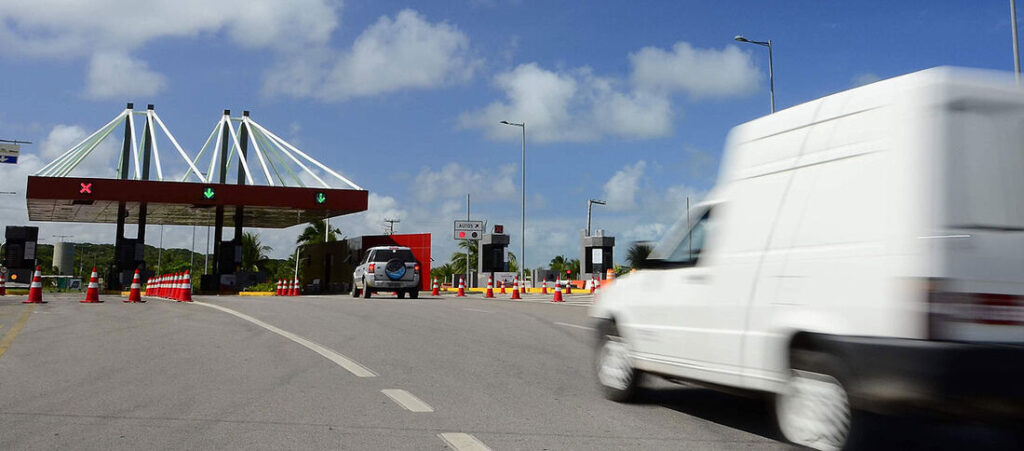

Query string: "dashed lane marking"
[[194, 301, 377, 378], [438, 433, 492, 451], [0, 305, 34, 360], [462, 308, 494, 313], [381, 389, 434, 412], [554, 321, 595, 331]]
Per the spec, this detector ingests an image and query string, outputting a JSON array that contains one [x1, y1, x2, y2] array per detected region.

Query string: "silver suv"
[[351, 246, 421, 299]]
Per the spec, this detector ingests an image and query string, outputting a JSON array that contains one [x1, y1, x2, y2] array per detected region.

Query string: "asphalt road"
[[0, 292, 1018, 450]]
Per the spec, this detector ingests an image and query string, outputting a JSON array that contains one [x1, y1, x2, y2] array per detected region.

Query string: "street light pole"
[[735, 35, 775, 113], [587, 199, 606, 236], [500, 120, 526, 284], [1013, 0, 1022, 83]]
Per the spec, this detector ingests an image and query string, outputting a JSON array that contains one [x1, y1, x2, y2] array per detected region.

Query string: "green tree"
[[296, 219, 342, 246], [430, 262, 455, 284], [241, 232, 272, 273], [626, 242, 654, 269], [549, 255, 568, 276], [506, 251, 517, 272], [450, 240, 478, 274]]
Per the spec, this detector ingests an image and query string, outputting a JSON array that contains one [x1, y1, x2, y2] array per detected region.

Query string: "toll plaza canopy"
[[26, 176, 367, 228]]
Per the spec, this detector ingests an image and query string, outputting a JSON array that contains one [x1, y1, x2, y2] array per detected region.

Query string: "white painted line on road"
[[381, 389, 434, 412], [462, 308, 493, 313], [438, 433, 492, 451], [555, 321, 595, 331], [194, 301, 377, 378]]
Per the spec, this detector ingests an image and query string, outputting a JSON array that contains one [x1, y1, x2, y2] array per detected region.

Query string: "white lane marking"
[[555, 321, 594, 331], [438, 433, 492, 451], [381, 389, 434, 412], [462, 308, 493, 313], [194, 301, 377, 378]]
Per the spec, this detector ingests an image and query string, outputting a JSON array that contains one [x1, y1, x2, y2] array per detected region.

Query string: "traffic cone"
[[552, 282, 563, 302], [80, 267, 102, 303], [125, 269, 144, 303], [511, 277, 521, 300], [23, 266, 45, 304], [565, 279, 573, 294], [541, 279, 548, 295], [158, 274, 165, 298], [485, 276, 494, 298], [590, 276, 596, 294], [456, 278, 466, 297], [596, 277, 601, 290], [0, 272, 6, 296], [431, 278, 440, 296], [179, 270, 193, 302], [290, 278, 298, 296], [606, 268, 615, 280], [273, 279, 280, 296]]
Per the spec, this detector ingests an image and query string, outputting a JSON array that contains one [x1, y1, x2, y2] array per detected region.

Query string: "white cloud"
[[0, 0, 339, 98], [851, 72, 882, 87], [603, 161, 646, 211], [85, 51, 168, 100], [461, 42, 758, 143], [629, 42, 759, 97], [413, 162, 518, 203], [265, 9, 479, 101]]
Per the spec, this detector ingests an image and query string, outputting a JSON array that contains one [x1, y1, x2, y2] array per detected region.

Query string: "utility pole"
[[466, 194, 471, 287], [384, 218, 400, 235]]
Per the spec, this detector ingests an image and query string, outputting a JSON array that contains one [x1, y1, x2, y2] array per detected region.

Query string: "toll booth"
[[3, 226, 39, 284], [580, 230, 614, 280]]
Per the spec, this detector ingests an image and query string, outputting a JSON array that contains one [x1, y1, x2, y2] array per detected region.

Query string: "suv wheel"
[[594, 320, 640, 402], [351, 282, 360, 298], [362, 281, 372, 299], [397, 291, 406, 299], [409, 290, 419, 299]]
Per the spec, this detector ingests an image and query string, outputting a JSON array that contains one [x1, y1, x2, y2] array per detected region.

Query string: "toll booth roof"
[[26, 176, 368, 228]]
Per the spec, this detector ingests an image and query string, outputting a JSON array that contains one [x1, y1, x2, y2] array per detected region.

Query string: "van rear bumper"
[[823, 335, 1024, 420]]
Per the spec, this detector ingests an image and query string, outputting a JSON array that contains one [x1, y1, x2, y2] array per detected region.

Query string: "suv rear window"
[[371, 249, 415, 262]]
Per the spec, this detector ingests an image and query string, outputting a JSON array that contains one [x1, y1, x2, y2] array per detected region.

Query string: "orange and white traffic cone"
[[565, 279, 573, 294], [511, 277, 521, 300], [23, 266, 45, 304], [288, 278, 296, 296], [456, 278, 466, 297], [0, 272, 6, 296], [294, 278, 301, 296], [541, 279, 548, 295], [431, 278, 440, 296], [590, 276, 596, 294], [81, 267, 102, 303], [499, 280, 506, 294], [485, 276, 494, 298], [125, 269, 144, 303], [606, 268, 615, 280], [179, 270, 193, 302], [552, 282, 563, 302]]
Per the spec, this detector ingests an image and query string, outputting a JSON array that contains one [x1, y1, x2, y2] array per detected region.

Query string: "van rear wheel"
[[594, 320, 640, 402], [776, 350, 865, 451]]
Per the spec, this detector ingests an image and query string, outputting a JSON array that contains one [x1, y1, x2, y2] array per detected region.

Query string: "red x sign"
[[80, 182, 92, 194]]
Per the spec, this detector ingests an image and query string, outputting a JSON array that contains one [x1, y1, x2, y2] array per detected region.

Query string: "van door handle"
[[686, 274, 709, 284]]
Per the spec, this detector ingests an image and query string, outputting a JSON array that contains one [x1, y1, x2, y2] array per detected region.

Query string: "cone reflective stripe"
[[511, 277, 521, 300], [125, 269, 143, 303], [606, 268, 615, 280], [431, 278, 440, 296], [565, 279, 572, 294], [456, 278, 466, 297], [290, 278, 299, 296], [552, 282, 563, 302], [81, 267, 102, 303], [23, 266, 45, 304], [0, 272, 6, 296], [485, 276, 494, 298], [179, 270, 193, 302], [541, 280, 548, 295], [590, 277, 596, 294], [499, 280, 506, 294], [277, 279, 284, 296]]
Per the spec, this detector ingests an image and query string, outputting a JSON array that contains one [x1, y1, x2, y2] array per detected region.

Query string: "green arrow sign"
[[203, 187, 215, 199], [315, 192, 326, 204]]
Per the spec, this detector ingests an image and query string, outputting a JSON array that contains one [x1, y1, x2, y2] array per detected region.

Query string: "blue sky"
[[0, 1, 1018, 268]]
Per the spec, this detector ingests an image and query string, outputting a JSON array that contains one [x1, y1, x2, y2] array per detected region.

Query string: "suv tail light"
[[414, 264, 420, 273], [368, 263, 375, 273], [927, 278, 1024, 339]]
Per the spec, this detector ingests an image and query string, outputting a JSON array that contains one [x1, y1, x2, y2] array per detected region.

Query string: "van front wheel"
[[594, 320, 640, 402]]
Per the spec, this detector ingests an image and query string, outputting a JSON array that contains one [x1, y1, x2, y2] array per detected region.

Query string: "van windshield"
[[648, 208, 712, 266], [945, 100, 1024, 231]]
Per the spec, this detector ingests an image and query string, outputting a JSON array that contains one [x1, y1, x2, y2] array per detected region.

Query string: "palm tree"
[[506, 251, 517, 272], [450, 240, 478, 274], [241, 232, 273, 273], [430, 262, 455, 284], [626, 242, 654, 269], [296, 219, 342, 247], [549, 255, 568, 276]]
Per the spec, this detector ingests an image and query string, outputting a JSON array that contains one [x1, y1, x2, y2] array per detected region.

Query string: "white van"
[[590, 67, 1024, 450]]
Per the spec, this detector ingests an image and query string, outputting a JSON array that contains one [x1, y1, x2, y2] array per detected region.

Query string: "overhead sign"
[[454, 220, 484, 240], [202, 186, 216, 200], [79, 182, 92, 194], [315, 192, 327, 204], [0, 143, 19, 165]]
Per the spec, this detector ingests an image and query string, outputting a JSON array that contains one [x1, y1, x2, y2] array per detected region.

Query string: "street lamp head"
[[734, 35, 748, 42], [500, 120, 510, 125]]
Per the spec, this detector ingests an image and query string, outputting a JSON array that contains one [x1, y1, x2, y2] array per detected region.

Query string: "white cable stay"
[[207, 119, 225, 183], [127, 111, 141, 179], [151, 111, 205, 181], [36, 109, 128, 176], [146, 111, 164, 180], [249, 120, 363, 190], [183, 124, 219, 182], [251, 124, 329, 188], [242, 117, 275, 186], [53, 115, 124, 178]]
